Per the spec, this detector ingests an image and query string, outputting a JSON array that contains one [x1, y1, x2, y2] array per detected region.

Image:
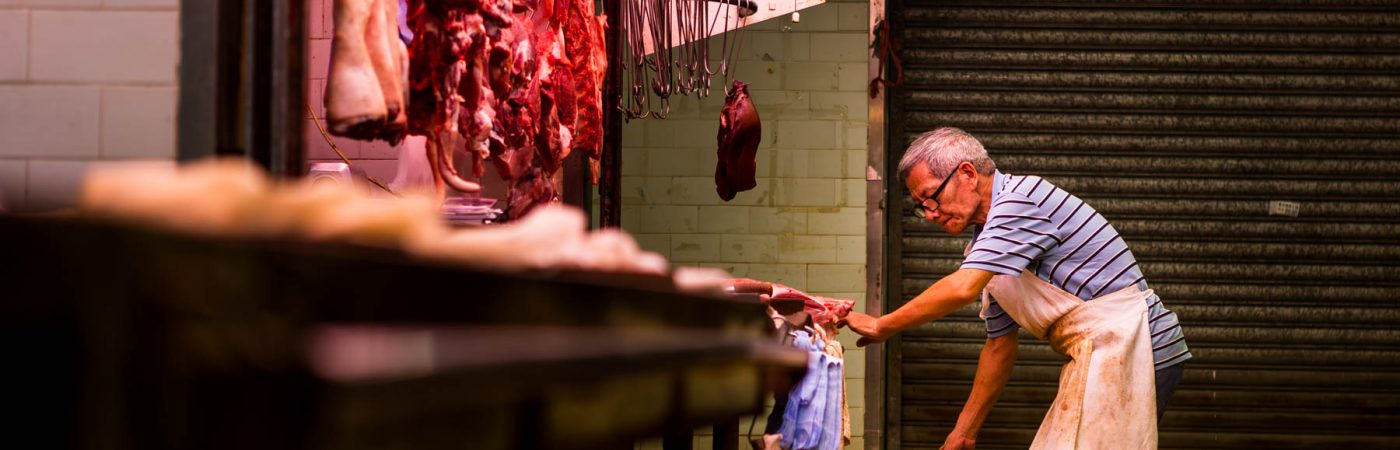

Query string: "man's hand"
[[842, 311, 886, 347], [940, 431, 976, 450]]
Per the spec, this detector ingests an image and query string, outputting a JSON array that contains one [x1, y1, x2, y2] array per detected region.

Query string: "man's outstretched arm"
[[844, 268, 994, 345]]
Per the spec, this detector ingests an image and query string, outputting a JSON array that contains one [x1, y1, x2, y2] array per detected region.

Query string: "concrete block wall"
[[623, 0, 870, 447], [0, 1, 179, 212]]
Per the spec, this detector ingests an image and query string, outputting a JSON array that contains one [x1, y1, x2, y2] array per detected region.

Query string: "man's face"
[[906, 163, 976, 235]]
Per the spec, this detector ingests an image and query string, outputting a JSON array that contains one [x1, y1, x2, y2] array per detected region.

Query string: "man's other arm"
[[943, 332, 1019, 449]]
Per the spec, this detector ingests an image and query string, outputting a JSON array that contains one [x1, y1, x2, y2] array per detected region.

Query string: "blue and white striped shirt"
[[964, 170, 1191, 370]]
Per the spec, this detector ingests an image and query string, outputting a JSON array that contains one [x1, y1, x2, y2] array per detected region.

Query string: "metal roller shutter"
[[881, 1, 1400, 448]]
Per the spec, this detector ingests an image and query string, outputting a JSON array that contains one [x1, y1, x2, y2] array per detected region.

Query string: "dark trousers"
[[1155, 362, 1186, 423]]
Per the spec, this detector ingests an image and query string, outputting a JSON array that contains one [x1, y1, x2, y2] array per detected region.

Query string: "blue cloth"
[[778, 330, 844, 450], [820, 347, 843, 450]]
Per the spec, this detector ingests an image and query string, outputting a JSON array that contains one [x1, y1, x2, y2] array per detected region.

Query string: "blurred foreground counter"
[[0, 216, 805, 450]]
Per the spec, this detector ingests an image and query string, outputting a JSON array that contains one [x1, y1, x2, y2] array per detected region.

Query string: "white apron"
[[981, 269, 1158, 449]]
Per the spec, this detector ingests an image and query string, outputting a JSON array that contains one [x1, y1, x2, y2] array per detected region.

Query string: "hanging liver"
[[715, 80, 761, 201]]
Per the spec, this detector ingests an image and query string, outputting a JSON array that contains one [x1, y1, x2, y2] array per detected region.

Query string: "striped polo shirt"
[[964, 170, 1191, 370]]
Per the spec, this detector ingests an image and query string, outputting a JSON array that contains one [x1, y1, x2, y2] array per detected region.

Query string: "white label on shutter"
[[1268, 200, 1301, 217]]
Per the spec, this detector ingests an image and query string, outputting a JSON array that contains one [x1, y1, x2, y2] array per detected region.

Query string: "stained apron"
[[980, 269, 1158, 449]]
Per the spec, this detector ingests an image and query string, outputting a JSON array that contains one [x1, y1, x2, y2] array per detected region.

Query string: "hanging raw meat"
[[403, 5, 490, 195], [715, 80, 760, 201], [394, 0, 599, 218], [551, 54, 577, 139], [364, 0, 407, 141], [321, 0, 606, 215], [564, 0, 606, 182], [324, 0, 409, 145], [325, 0, 388, 139]]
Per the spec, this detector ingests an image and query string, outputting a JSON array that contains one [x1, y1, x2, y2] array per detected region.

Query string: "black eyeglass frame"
[[910, 162, 962, 220]]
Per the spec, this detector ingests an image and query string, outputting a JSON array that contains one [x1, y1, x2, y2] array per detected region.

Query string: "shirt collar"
[[976, 169, 1007, 236], [991, 169, 1006, 202]]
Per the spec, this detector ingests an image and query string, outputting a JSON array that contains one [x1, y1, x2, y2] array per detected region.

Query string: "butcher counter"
[[0, 216, 805, 450]]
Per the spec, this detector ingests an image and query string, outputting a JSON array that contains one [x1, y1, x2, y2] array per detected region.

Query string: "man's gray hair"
[[897, 127, 996, 179]]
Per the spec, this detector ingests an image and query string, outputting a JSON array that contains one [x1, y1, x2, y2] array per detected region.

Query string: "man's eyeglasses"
[[911, 168, 956, 220]]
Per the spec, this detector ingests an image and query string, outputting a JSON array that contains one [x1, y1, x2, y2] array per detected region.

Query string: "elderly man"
[[844, 127, 1190, 449]]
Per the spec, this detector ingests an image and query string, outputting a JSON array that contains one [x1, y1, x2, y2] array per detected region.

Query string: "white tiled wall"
[[102, 87, 178, 159], [0, 3, 179, 212], [623, 0, 871, 448], [0, 85, 102, 159], [0, 12, 27, 81], [31, 11, 178, 83]]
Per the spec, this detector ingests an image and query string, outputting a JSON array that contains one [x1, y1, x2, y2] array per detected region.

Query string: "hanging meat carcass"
[[325, 0, 607, 218], [402, 2, 495, 196], [565, 1, 608, 183], [325, 0, 409, 144], [409, 0, 606, 217], [715, 80, 760, 201]]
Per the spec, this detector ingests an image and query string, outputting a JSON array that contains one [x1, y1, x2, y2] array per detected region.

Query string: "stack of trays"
[[441, 197, 502, 226]]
